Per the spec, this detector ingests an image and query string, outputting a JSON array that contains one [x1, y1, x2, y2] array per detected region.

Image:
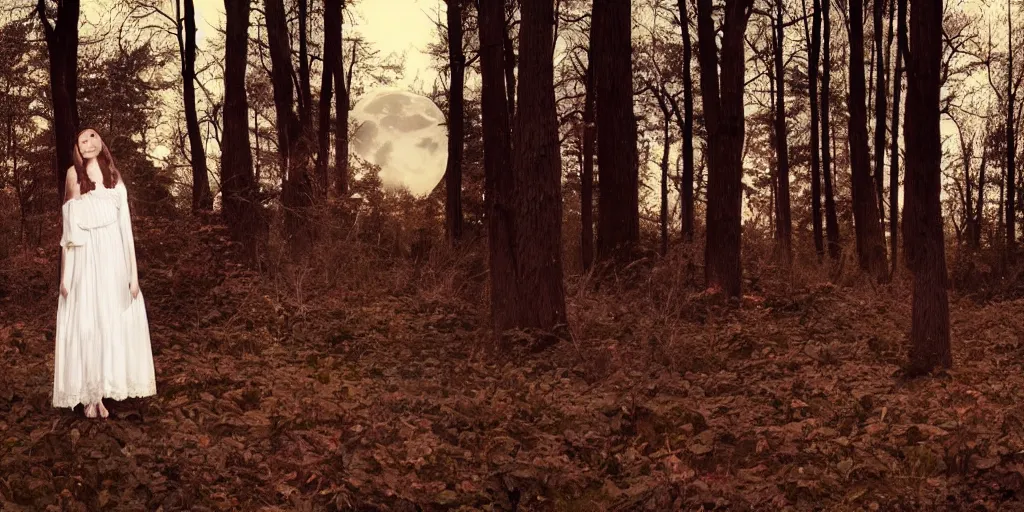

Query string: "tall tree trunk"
[[822, 0, 841, 260], [1008, 0, 1018, 261], [772, 0, 792, 262], [999, 163, 1006, 241], [593, 0, 639, 261], [697, 0, 750, 297], [222, 0, 259, 262], [656, 87, 671, 256], [297, 0, 312, 133], [803, 0, 824, 258], [976, 140, 988, 248], [445, 0, 465, 243], [873, 0, 888, 229], [316, 0, 341, 196], [508, 0, 568, 333], [265, 0, 312, 252], [963, 134, 975, 248], [581, 37, 596, 270], [903, 0, 950, 375], [848, 0, 889, 280], [677, 0, 696, 243], [479, 0, 517, 333], [334, 3, 350, 196], [180, 0, 213, 211], [37, 0, 79, 198], [891, 0, 905, 271]]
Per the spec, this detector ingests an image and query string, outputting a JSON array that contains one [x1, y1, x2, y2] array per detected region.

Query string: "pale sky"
[[188, 0, 441, 88], [77, 0, 444, 167]]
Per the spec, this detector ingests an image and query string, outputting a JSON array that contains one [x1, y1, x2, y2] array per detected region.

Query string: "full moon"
[[350, 88, 448, 198]]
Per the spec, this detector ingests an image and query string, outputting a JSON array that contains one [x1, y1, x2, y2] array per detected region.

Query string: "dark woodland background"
[[2, 0, 1024, 510]]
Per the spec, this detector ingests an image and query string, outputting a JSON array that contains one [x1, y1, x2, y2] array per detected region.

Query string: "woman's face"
[[77, 130, 102, 160]]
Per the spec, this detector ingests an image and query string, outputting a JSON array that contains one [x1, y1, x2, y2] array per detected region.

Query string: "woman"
[[54, 128, 156, 418]]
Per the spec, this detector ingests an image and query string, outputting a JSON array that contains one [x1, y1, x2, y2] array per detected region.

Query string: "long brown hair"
[[72, 128, 121, 193]]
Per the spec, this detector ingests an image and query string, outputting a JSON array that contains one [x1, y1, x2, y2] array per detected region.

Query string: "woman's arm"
[[60, 168, 79, 297], [117, 182, 140, 287]]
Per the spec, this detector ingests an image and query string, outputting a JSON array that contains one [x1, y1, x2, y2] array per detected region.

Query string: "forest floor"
[[3, 214, 1024, 511]]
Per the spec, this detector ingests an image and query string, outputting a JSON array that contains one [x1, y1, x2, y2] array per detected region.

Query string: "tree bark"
[[1008, 0, 1018, 261], [478, 0, 518, 332], [37, 0, 80, 198], [181, 0, 213, 211], [677, 0, 696, 243], [772, 0, 792, 262], [509, 0, 568, 331], [581, 36, 596, 270], [445, 0, 465, 243], [297, 0, 312, 133], [891, 0, 905, 271], [902, 0, 950, 376], [697, 0, 750, 297], [803, 0, 824, 258], [822, 0, 841, 260], [222, 0, 259, 261], [265, 0, 313, 252], [334, 2, 350, 196], [316, 0, 341, 196], [656, 87, 671, 256], [593, 0, 639, 261], [975, 137, 988, 248], [848, 0, 889, 280], [873, 0, 888, 229], [962, 132, 975, 248]]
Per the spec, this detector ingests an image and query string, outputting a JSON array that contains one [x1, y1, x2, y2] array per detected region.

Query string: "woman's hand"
[[60, 283, 69, 298], [130, 281, 140, 299]]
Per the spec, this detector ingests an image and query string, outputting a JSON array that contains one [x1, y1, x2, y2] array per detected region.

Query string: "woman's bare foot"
[[84, 403, 97, 418], [97, 401, 109, 418]]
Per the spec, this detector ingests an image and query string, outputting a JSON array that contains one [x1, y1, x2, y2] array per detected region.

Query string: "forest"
[[1, 0, 1024, 509]]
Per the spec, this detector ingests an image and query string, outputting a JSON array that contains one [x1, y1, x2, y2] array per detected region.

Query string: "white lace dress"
[[53, 182, 157, 408]]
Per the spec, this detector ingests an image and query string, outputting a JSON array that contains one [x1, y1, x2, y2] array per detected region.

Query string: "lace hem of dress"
[[52, 380, 157, 408]]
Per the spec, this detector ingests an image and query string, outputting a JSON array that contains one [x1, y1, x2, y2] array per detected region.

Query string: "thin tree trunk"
[[181, 0, 212, 211], [508, 0, 568, 333], [903, 0, 950, 376], [976, 139, 988, 248], [891, 0, 905, 272], [1008, 0, 1018, 261], [873, 0, 888, 229], [822, 0, 841, 260], [316, 0, 341, 196], [222, 0, 259, 262], [479, 0, 517, 333], [593, 0, 639, 261], [677, 0, 695, 243], [697, 0, 749, 297], [772, 0, 792, 262], [297, 0, 312, 133], [656, 87, 671, 256], [265, 0, 312, 252], [803, 0, 824, 258], [334, 3, 350, 196], [965, 137, 975, 248], [999, 164, 1006, 241], [848, 0, 889, 280], [445, 0, 465, 243], [581, 38, 596, 270], [8, 114, 26, 241]]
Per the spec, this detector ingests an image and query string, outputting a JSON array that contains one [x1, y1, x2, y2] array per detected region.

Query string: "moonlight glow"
[[350, 88, 448, 198]]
